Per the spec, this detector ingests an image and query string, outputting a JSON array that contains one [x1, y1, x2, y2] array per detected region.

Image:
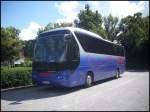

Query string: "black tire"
[[85, 75, 93, 87], [116, 69, 120, 79]]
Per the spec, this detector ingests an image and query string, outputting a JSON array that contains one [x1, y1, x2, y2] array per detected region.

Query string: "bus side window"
[[67, 36, 79, 61], [71, 38, 79, 60]]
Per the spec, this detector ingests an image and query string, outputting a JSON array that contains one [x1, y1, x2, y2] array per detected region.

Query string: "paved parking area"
[[1, 71, 149, 111]]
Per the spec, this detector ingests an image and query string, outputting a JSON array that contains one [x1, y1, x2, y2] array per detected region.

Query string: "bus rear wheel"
[[85, 75, 92, 87], [116, 69, 120, 79]]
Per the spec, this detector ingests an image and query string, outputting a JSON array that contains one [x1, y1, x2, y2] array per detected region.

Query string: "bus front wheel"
[[85, 75, 93, 87]]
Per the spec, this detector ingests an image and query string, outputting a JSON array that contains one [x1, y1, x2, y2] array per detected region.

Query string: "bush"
[[1, 67, 32, 89], [23, 59, 32, 67]]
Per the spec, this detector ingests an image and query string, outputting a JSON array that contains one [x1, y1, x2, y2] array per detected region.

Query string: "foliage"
[[74, 4, 107, 38], [23, 59, 32, 67], [1, 27, 23, 65], [1, 4, 149, 70], [37, 22, 73, 34], [103, 14, 119, 41], [74, 5, 149, 69], [1, 67, 32, 88], [17, 59, 32, 67], [118, 12, 149, 69], [23, 39, 36, 59]]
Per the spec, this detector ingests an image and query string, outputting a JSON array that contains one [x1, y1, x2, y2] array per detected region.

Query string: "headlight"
[[57, 75, 63, 79]]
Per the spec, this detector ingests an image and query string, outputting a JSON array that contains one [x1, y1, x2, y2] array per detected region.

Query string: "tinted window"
[[65, 34, 80, 70], [75, 31, 124, 56], [75, 31, 112, 55], [74, 31, 102, 54], [34, 35, 67, 62], [66, 35, 80, 61]]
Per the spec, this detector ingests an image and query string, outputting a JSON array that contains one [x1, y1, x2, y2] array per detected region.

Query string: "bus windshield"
[[34, 34, 67, 63]]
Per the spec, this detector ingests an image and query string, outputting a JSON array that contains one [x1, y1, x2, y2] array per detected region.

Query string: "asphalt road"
[[1, 71, 149, 111]]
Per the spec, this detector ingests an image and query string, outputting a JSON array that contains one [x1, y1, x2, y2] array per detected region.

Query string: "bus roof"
[[39, 27, 122, 47]]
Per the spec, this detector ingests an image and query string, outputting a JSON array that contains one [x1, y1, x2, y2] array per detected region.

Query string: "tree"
[[37, 22, 73, 34], [23, 39, 36, 59], [117, 12, 149, 69], [74, 4, 106, 38], [103, 14, 119, 41], [1, 27, 23, 66], [118, 12, 148, 49]]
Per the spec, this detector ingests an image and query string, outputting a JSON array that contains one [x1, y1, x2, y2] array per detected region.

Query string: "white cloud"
[[109, 1, 145, 18], [54, 1, 147, 24], [141, 1, 149, 16], [19, 21, 43, 40], [87, 1, 147, 19], [87, 1, 101, 11], [54, 1, 148, 24], [55, 1, 79, 23]]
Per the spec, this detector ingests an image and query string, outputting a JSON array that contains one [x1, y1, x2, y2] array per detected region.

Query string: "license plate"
[[42, 81, 50, 84]]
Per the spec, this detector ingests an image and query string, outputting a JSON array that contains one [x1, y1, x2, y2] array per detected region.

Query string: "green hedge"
[[1, 67, 32, 89]]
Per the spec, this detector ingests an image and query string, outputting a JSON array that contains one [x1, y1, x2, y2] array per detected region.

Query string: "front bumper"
[[32, 71, 72, 87]]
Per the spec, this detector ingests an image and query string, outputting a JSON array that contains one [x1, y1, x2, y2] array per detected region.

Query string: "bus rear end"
[[116, 46, 126, 75]]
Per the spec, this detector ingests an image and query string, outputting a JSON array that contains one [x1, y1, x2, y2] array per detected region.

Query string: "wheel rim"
[[87, 75, 92, 86], [116, 70, 119, 78]]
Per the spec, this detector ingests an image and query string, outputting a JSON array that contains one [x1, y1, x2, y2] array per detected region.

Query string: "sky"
[[1, 1, 149, 40]]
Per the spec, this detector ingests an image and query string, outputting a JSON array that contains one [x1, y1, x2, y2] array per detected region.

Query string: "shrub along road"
[[1, 71, 149, 111], [1, 67, 32, 89]]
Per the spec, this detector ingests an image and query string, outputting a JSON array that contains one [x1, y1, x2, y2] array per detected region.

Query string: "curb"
[[1, 85, 35, 92]]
